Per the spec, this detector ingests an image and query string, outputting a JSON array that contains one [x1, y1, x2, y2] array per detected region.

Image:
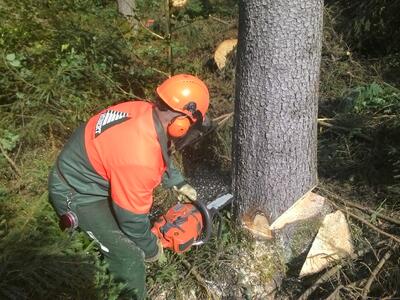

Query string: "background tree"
[[117, 0, 136, 17], [233, 0, 324, 223]]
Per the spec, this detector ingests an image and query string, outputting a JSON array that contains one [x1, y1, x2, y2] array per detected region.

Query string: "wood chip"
[[270, 191, 325, 231], [214, 39, 238, 70], [300, 210, 353, 277]]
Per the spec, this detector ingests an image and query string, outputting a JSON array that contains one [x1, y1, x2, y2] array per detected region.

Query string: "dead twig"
[[317, 120, 373, 142], [181, 258, 218, 300], [208, 14, 231, 25], [329, 200, 400, 244], [213, 112, 233, 123], [325, 284, 343, 300], [361, 249, 394, 299], [318, 187, 400, 227], [131, 15, 165, 40], [215, 112, 233, 126], [0, 142, 21, 177], [298, 245, 385, 300], [298, 264, 343, 300]]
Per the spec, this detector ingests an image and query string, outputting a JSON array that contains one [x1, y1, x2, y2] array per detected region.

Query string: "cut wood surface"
[[270, 191, 325, 230], [214, 38, 237, 70], [171, 0, 187, 8], [242, 213, 273, 239], [300, 210, 353, 277]]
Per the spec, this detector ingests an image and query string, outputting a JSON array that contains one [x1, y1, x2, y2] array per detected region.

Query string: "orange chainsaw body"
[[151, 203, 204, 253]]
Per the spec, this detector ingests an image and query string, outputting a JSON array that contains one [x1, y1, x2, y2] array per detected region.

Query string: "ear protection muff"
[[167, 116, 191, 138]]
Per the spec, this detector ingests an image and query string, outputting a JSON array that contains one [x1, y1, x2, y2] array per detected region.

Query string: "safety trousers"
[[48, 168, 146, 300]]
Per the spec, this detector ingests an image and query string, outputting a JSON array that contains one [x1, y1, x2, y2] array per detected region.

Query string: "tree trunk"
[[233, 0, 323, 223], [117, 0, 136, 17]]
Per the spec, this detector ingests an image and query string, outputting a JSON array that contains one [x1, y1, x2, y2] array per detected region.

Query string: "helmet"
[[156, 74, 210, 138]]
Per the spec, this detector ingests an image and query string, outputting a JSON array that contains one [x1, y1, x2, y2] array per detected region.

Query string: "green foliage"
[[0, 0, 142, 146], [1, 0, 399, 298], [345, 82, 400, 114], [0, 193, 124, 299], [327, 0, 400, 54], [0, 130, 19, 152]]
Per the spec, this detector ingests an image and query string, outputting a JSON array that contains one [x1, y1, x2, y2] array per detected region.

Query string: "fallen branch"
[[317, 120, 373, 142], [361, 249, 394, 299], [298, 263, 343, 300], [208, 14, 231, 25], [0, 142, 21, 177], [181, 258, 218, 300], [213, 112, 233, 123], [133, 15, 165, 40], [329, 200, 400, 244], [298, 244, 385, 300], [318, 186, 400, 227]]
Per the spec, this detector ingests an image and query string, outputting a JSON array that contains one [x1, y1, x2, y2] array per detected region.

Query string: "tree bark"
[[233, 0, 323, 223], [117, 0, 136, 17]]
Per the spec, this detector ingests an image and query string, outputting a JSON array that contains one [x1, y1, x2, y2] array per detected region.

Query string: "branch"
[[180, 258, 218, 300], [318, 186, 400, 227], [213, 112, 233, 123], [317, 120, 373, 142], [329, 200, 400, 244], [132, 15, 165, 40], [298, 246, 381, 300], [0, 142, 21, 177], [208, 14, 231, 25], [361, 249, 394, 299], [298, 263, 343, 300]]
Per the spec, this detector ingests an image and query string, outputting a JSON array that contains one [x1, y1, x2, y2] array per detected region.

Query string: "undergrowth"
[[1, 0, 399, 299]]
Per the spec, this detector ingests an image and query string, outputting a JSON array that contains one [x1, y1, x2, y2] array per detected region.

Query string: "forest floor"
[[1, 1, 399, 299]]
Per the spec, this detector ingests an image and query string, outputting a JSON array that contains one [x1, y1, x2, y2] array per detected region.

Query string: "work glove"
[[173, 182, 197, 202], [145, 238, 163, 263]]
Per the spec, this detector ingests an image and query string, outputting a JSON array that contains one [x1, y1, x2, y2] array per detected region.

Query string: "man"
[[48, 74, 210, 299]]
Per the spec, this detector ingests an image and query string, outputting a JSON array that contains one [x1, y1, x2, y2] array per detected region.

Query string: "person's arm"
[[109, 165, 161, 259], [161, 159, 185, 188], [162, 160, 197, 201]]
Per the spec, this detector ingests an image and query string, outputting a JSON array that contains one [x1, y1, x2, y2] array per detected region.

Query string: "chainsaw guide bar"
[[207, 193, 233, 212]]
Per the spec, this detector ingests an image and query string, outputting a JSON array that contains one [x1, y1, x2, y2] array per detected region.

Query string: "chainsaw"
[[151, 193, 233, 253]]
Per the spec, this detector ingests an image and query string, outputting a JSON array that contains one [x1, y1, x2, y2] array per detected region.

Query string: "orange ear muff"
[[167, 116, 191, 138]]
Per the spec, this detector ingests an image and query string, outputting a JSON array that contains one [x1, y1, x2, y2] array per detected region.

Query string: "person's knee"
[[105, 233, 146, 299], [108, 231, 145, 270]]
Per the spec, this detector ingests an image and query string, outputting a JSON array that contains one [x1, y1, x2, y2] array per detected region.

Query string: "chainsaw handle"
[[192, 200, 212, 246]]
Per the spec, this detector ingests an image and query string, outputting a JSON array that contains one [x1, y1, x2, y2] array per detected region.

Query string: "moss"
[[257, 244, 287, 283]]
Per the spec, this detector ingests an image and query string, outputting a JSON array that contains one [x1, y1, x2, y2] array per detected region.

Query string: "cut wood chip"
[[300, 210, 353, 277], [270, 191, 325, 231], [171, 0, 187, 8], [214, 38, 238, 70]]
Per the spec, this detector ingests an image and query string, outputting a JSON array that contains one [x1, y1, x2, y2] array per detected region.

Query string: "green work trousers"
[[49, 168, 146, 300]]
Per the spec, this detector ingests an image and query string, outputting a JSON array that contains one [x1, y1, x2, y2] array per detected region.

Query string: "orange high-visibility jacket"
[[84, 101, 171, 214], [54, 100, 184, 258]]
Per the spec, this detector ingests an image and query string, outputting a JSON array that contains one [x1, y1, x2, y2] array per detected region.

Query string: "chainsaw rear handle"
[[192, 200, 212, 246]]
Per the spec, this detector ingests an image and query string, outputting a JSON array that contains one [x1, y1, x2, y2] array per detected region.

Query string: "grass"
[[1, 0, 399, 299]]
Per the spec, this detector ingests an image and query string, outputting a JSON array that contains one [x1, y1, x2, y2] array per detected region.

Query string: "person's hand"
[[145, 239, 163, 263], [173, 182, 197, 202]]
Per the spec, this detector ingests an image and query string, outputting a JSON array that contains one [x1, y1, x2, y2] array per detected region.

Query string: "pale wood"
[[361, 249, 394, 299], [171, 0, 187, 7], [299, 210, 353, 277], [242, 214, 273, 239], [214, 39, 238, 70], [270, 190, 323, 231]]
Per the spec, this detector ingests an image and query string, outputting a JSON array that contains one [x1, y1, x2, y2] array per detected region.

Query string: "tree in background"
[[117, 0, 136, 17], [233, 0, 323, 225]]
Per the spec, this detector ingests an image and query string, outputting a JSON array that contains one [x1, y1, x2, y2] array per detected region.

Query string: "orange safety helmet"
[[156, 74, 210, 138]]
